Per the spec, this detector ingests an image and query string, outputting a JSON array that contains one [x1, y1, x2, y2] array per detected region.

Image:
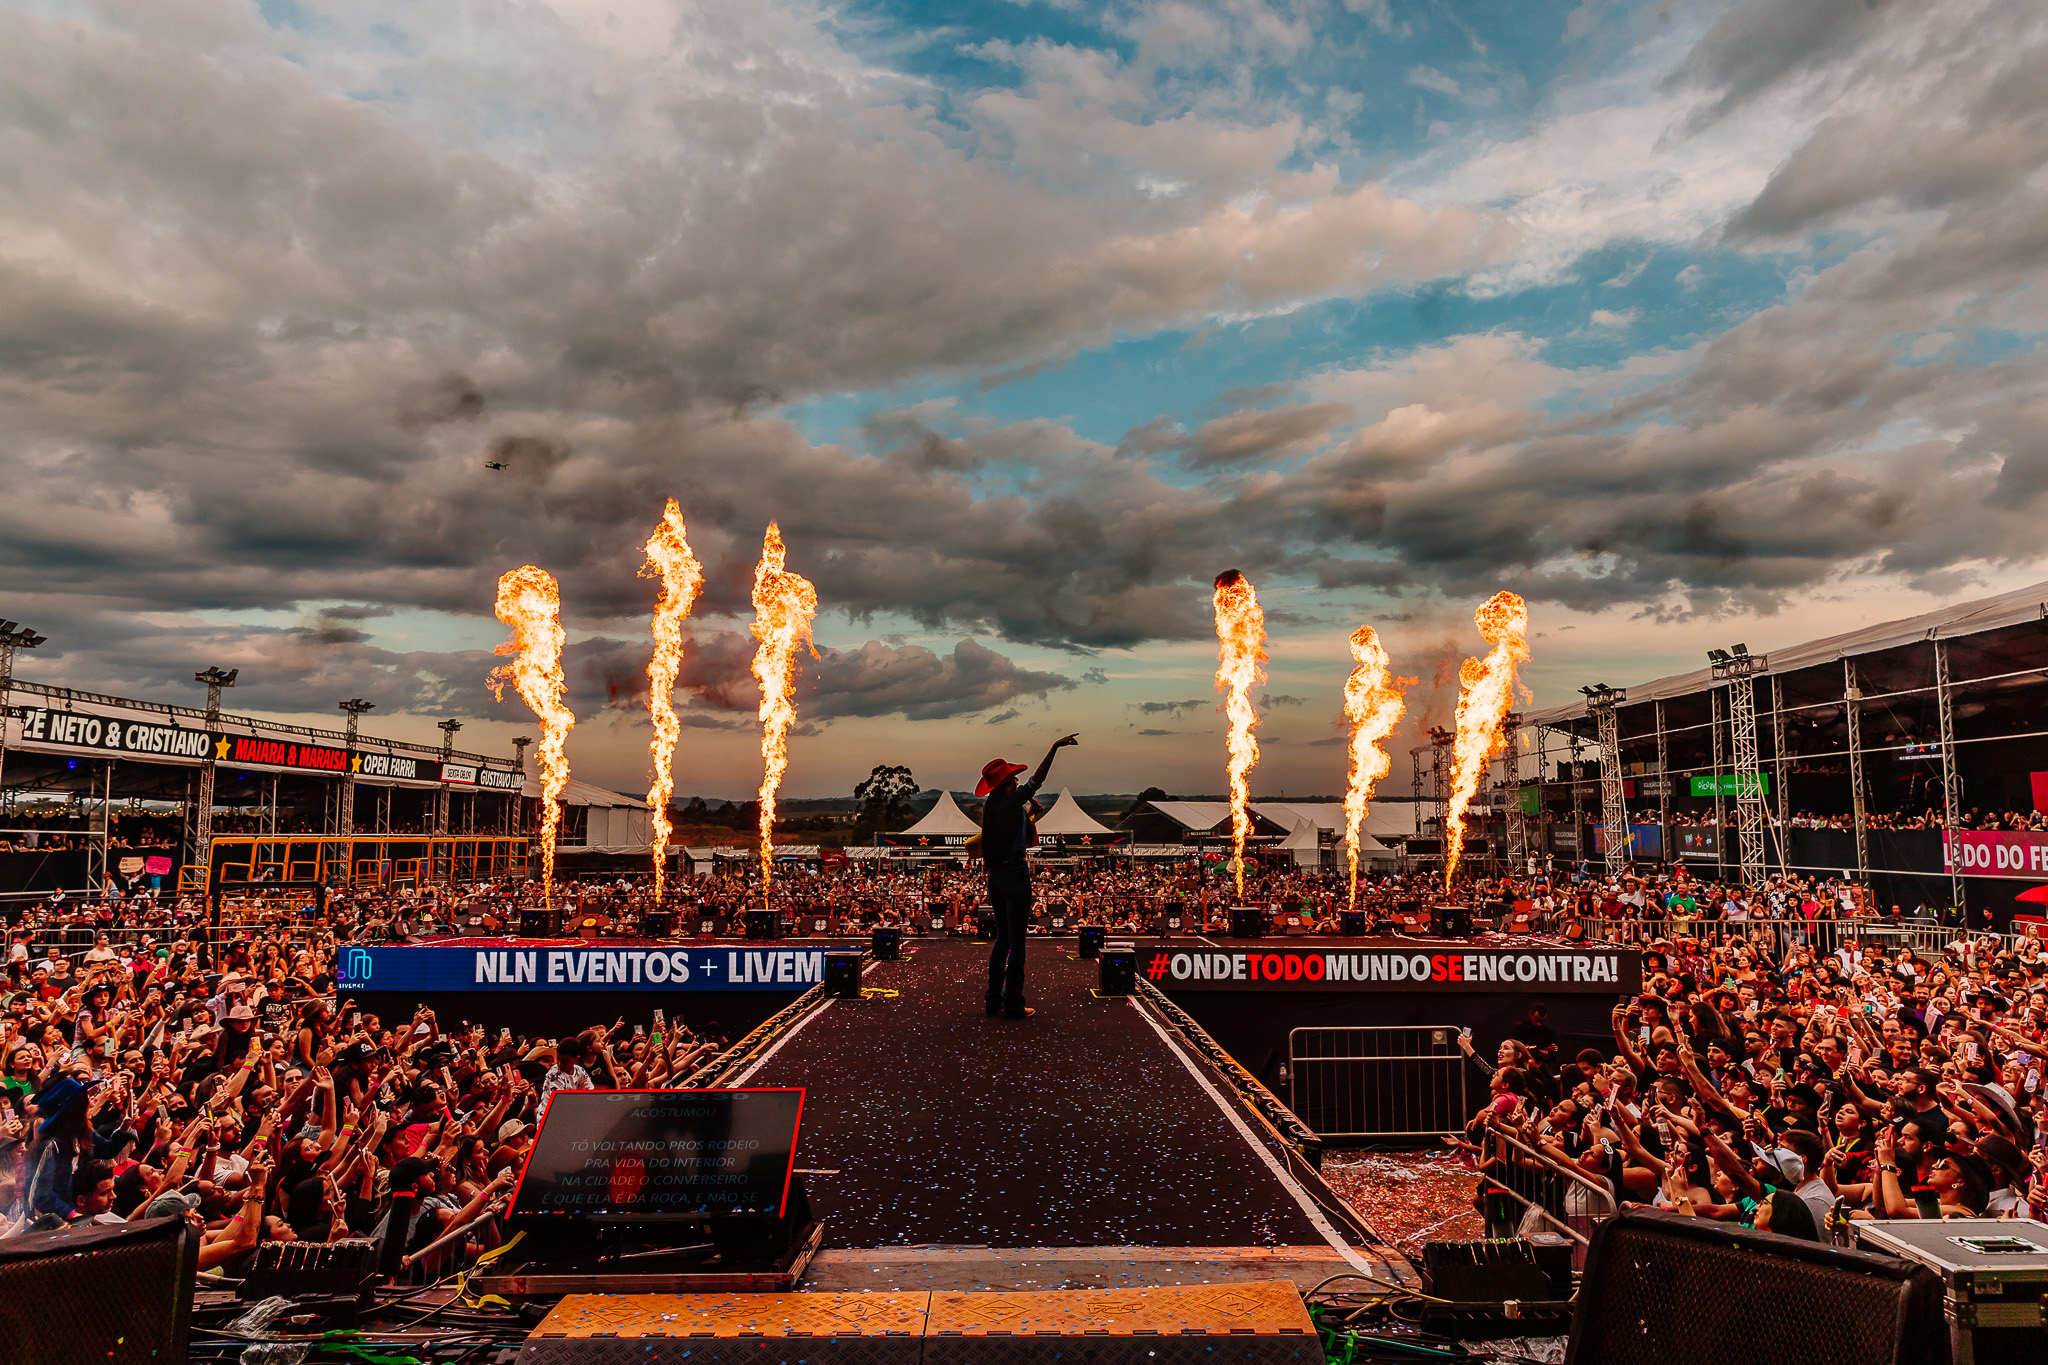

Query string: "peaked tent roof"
[[1034, 787, 1113, 835], [520, 775, 648, 808], [1256, 802, 1405, 852], [898, 789, 981, 836], [1144, 800, 1236, 832]]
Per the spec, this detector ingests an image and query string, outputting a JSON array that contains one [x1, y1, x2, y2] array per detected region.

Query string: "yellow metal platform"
[[926, 1280, 1313, 1337], [532, 1291, 929, 1339], [520, 1280, 1324, 1365]]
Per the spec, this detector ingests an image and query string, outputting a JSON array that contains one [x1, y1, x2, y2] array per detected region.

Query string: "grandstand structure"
[[1510, 579, 2048, 923], [0, 674, 532, 897]]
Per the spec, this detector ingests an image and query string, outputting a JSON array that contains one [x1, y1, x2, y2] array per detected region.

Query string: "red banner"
[[1943, 829, 2048, 880]]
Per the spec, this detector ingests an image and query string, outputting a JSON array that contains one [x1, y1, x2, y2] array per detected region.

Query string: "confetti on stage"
[[1319, 1150, 1484, 1255]]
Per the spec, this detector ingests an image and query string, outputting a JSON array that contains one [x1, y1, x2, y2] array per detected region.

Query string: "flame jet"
[[1444, 592, 1530, 887], [750, 524, 818, 892], [1212, 570, 1267, 901], [641, 500, 704, 901], [1341, 626, 1412, 909], [491, 566, 576, 906]]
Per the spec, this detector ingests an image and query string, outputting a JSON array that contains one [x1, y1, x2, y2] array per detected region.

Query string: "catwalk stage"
[[726, 938, 1403, 1293]]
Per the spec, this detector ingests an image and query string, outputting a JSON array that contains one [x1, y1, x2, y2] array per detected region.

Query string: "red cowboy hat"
[[975, 759, 1027, 796]]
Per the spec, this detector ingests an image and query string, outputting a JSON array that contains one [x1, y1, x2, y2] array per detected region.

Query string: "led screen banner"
[[508, 1088, 803, 1221], [1140, 944, 1641, 993], [334, 943, 838, 992], [1943, 829, 2048, 880]]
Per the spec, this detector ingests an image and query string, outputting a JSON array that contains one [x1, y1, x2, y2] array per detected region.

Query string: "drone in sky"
[[484, 460, 507, 470]]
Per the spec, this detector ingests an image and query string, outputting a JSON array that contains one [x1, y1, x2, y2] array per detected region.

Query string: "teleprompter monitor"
[[507, 1088, 805, 1224]]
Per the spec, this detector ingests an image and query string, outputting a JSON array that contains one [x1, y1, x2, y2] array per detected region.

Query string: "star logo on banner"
[[350, 753, 363, 773], [213, 735, 232, 760]]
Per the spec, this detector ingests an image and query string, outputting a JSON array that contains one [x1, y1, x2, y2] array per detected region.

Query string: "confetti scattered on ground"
[[1320, 1150, 1484, 1254]]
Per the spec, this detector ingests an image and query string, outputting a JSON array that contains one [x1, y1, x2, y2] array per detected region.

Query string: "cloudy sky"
[[5, 0, 2047, 802]]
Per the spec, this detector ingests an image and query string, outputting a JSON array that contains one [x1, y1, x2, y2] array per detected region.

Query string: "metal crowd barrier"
[[1480, 1127, 1618, 1267], [1286, 1025, 1470, 1143]]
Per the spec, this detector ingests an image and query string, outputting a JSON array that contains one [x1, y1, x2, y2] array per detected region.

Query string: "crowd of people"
[[0, 893, 732, 1273], [1457, 926, 2048, 1236], [0, 846, 2038, 1285]]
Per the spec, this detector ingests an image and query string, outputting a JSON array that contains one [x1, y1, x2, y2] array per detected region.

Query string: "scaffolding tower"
[[1581, 686, 1629, 878], [1502, 713, 1527, 866], [1935, 639, 1965, 915], [1708, 645, 1768, 890]]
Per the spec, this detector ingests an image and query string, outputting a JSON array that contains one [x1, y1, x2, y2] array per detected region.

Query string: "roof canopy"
[[1526, 577, 2048, 728], [898, 790, 980, 836], [1034, 787, 1112, 835]]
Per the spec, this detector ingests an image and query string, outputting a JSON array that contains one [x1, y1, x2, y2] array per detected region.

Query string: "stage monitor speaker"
[[1077, 925, 1105, 959], [745, 909, 780, 941], [518, 908, 551, 939], [1339, 909, 1366, 935], [1099, 943, 1136, 995], [643, 910, 673, 940], [871, 926, 901, 961], [1230, 906, 1265, 938], [823, 952, 862, 1000], [1565, 1209, 1945, 1365], [1430, 902, 1473, 938], [975, 909, 996, 940], [0, 1216, 197, 1365]]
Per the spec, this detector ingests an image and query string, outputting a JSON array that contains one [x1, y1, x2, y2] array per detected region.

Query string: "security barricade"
[[1288, 1024, 1469, 1142]]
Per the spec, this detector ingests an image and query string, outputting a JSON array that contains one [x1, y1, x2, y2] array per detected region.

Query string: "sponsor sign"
[[17, 707, 216, 760], [1141, 945, 1640, 993], [1944, 829, 2048, 880], [474, 767, 523, 790], [334, 943, 838, 993], [1690, 774, 1770, 797], [357, 751, 435, 781], [442, 763, 478, 786], [221, 734, 348, 773], [1678, 827, 1720, 859], [877, 833, 970, 848]]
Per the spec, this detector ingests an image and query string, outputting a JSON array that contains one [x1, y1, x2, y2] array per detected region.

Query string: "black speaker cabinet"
[[744, 909, 779, 941], [0, 1215, 198, 1365], [1230, 905, 1265, 938], [871, 926, 901, 961], [1430, 902, 1473, 938], [823, 952, 862, 1000], [642, 910, 672, 940], [1077, 925, 1105, 959], [518, 908, 551, 939], [974, 909, 996, 940], [1339, 909, 1366, 935], [1566, 1210, 1946, 1365], [1098, 944, 1136, 995]]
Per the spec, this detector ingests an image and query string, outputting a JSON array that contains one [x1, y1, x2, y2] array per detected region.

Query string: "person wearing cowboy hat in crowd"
[[974, 733, 1078, 1021]]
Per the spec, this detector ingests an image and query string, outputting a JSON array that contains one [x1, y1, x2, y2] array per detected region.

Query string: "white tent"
[[897, 790, 980, 837], [521, 775, 652, 854], [1034, 787, 1113, 836], [1278, 816, 1322, 868]]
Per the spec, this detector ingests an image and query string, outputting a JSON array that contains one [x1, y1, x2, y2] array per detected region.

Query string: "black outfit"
[[981, 774, 1043, 1017]]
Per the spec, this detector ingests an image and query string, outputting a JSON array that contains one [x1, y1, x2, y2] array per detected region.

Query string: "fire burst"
[[1342, 626, 1411, 909], [1444, 591, 1530, 887], [491, 566, 576, 907], [641, 500, 704, 902], [1212, 570, 1267, 900], [750, 524, 818, 892]]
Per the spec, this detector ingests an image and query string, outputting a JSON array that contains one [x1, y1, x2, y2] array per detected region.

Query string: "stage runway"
[[732, 938, 1396, 1291]]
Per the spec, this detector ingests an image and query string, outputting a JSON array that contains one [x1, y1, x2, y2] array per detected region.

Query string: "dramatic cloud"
[[2, 0, 2046, 799]]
